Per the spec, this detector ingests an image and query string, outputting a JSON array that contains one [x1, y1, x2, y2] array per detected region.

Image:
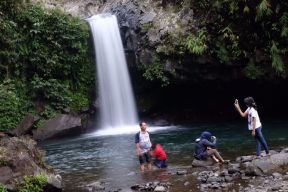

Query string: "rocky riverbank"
[[1, 132, 287, 192], [83, 148, 288, 192]]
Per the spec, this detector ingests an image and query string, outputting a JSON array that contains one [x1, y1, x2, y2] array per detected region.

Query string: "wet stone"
[[191, 172, 198, 176], [241, 155, 254, 163], [154, 186, 166, 192], [211, 182, 220, 189], [177, 170, 188, 175], [131, 184, 140, 190], [272, 172, 282, 178], [206, 176, 223, 183], [271, 184, 282, 191], [225, 176, 233, 182], [184, 181, 190, 186], [221, 182, 233, 188], [219, 170, 229, 177]]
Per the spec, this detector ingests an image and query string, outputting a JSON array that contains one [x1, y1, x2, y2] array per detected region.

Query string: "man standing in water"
[[135, 121, 152, 172]]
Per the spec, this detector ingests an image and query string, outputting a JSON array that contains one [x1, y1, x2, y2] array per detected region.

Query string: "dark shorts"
[[154, 160, 167, 168], [194, 151, 208, 160], [139, 152, 152, 164]]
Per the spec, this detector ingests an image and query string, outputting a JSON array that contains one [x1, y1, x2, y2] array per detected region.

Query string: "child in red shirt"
[[151, 144, 167, 168]]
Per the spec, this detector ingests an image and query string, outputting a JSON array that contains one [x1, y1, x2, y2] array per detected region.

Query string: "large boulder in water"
[[0, 136, 62, 191], [33, 114, 82, 141]]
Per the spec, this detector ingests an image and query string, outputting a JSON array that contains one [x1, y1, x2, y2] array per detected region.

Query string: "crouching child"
[[151, 143, 167, 168]]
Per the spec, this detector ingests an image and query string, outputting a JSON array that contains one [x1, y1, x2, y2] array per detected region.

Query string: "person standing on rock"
[[234, 96, 270, 157], [135, 121, 152, 172]]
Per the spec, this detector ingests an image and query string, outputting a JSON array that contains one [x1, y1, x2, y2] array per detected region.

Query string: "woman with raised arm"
[[234, 97, 270, 157]]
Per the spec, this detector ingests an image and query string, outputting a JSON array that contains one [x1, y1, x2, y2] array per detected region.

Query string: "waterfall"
[[87, 14, 138, 133]]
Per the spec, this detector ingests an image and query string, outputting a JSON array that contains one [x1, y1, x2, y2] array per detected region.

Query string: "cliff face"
[[31, 0, 288, 120], [34, 0, 195, 75], [37, 0, 288, 83]]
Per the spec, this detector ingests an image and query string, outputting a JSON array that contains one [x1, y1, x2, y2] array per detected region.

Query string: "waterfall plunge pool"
[[39, 120, 288, 191]]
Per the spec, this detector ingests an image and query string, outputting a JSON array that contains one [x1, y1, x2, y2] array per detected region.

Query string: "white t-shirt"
[[246, 107, 262, 130], [135, 131, 151, 153]]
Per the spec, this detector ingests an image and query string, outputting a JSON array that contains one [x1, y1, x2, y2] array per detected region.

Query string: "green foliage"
[[12, 5, 92, 83], [219, 27, 240, 56], [281, 26, 288, 37], [243, 59, 265, 79], [0, 0, 23, 17], [141, 22, 153, 33], [280, 13, 288, 37], [0, 184, 8, 192], [185, 0, 287, 79], [156, 31, 187, 56], [186, 28, 207, 55], [0, 81, 27, 131], [270, 41, 285, 75], [30, 76, 71, 111], [18, 174, 48, 192], [213, 26, 241, 64], [0, 1, 94, 129], [141, 56, 175, 87], [0, 147, 10, 166], [256, 0, 273, 20], [140, 0, 287, 84], [214, 42, 230, 64], [39, 105, 58, 120], [68, 92, 90, 111], [140, 30, 184, 85]]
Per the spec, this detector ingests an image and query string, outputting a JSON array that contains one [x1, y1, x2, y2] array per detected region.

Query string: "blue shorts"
[[154, 160, 167, 168]]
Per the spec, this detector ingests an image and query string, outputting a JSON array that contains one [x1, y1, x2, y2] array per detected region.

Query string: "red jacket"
[[153, 144, 167, 160]]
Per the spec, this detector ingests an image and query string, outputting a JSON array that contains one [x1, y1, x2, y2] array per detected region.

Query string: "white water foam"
[[86, 125, 180, 137]]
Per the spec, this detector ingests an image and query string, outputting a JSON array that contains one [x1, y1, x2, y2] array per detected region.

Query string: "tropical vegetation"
[[142, 0, 287, 85], [0, 1, 94, 131]]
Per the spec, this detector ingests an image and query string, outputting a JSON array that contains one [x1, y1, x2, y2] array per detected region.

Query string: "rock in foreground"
[[0, 136, 62, 191]]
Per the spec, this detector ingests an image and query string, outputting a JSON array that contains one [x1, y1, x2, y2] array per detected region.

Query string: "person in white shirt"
[[135, 121, 152, 172], [234, 96, 270, 157]]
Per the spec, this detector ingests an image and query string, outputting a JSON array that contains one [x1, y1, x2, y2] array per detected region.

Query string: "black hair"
[[244, 96, 257, 110], [139, 121, 146, 127]]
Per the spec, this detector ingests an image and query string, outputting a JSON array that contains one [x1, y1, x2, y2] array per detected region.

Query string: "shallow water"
[[39, 120, 288, 191]]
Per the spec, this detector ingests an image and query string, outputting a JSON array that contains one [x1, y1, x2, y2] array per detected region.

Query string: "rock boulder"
[[8, 114, 38, 136], [33, 114, 82, 141], [0, 136, 62, 191], [192, 158, 214, 167]]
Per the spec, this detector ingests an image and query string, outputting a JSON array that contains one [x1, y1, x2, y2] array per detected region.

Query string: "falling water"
[[87, 14, 138, 132]]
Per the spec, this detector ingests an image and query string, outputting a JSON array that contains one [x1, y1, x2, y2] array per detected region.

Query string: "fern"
[[256, 0, 273, 20], [141, 56, 175, 87], [281, 26, 288, 37], [280, 13, 288, 25], [270, 41, 284, 75], [243, 5, 250, 14], [186, 29, 207, 55], [280, 13, 288, 37]]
